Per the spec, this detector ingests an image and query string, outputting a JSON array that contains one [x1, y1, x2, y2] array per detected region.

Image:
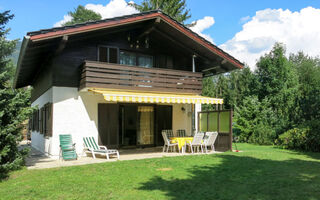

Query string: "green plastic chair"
[[59, 134, 77, 160]]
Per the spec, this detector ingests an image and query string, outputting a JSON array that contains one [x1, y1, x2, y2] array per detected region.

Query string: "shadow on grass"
[[139, 154, 320, 200]]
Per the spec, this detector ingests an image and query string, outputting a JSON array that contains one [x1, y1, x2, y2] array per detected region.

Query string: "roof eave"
[[13, 36, 30, 89]]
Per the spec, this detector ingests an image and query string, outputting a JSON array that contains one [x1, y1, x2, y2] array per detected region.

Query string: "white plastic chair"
[[203, 132, 218, 153], [176, 129, 186, 137], [163, 129, 174, 138], [162, 131, 179, 153], [186, 132, 204, 153]]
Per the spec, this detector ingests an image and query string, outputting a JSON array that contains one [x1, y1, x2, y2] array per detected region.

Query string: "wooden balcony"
[[80, 61, 203, 94]]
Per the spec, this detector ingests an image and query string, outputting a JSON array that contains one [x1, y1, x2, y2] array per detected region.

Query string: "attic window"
[[98, 46, 119, 63]]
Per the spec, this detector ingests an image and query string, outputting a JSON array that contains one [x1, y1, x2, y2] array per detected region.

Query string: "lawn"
[[1, 144, 320, 200]]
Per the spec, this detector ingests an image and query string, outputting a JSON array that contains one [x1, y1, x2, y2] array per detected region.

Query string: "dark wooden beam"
[[137, 18, 161, 39], [54, 35, 68, 56], [153, 28, 200, 58]]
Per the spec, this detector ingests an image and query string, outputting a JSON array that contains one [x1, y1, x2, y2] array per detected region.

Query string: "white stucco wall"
[[51, 87, 106, 157], [172, 104, 192, 136], [31, 86, 197, 158], [31, 88, 53, 155]]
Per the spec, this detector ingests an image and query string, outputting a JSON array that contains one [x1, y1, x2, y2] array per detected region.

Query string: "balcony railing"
[[80, 61, 203, 94]]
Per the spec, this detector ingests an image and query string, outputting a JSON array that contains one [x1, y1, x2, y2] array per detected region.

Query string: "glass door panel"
[[137, 106, 154, 145]]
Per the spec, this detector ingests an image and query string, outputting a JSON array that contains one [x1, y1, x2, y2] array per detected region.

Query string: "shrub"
[[277, 120, 320, 152], [277, 128, 308, 150]]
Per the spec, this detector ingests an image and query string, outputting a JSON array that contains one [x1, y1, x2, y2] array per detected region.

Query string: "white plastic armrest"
[[99, 146, 107, 150]]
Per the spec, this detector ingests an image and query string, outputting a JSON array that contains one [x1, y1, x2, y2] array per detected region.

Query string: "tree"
[[202, 66, 258, 110], [255, 43, 299, 133], [0, 11, 33, 179], [234, 96, 277, 144], [132, 0, 191, 23], [290, 52, 320, 122], [63, 5, 102, 26]]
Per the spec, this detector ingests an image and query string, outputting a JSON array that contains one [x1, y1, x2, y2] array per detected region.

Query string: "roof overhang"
[[14, 10, 244, 89]]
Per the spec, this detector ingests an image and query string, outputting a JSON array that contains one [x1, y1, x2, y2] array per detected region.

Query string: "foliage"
[[277, 128, 309, 150], [234, 96, 277, 144], [202, 66, 257, 111], [0, 11, 33, 179], [1, 144, 320, 199], [290, 52, 320, 122], [277, 120, 320, 152], [255, 43, 299, 133], [203, 43, 320, 151], [132, 0, 191, 23], [63, 5, 102, 26]]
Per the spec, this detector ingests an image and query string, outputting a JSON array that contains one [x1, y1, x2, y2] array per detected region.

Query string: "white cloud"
[[239, 16, 250, 24], [190, 16, 215, 44], [54, 14, 73, 27], [54, 0, 138, 27], [85, 0, 138, 19], [220, 7, 320, 69]]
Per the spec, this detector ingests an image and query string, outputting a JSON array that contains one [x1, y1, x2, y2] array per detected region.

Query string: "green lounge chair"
[[83, 136, 119, 160], [59, 134, 77, 160]]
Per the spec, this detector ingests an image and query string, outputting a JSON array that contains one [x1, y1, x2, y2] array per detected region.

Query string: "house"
[[14, 10, 243, 158]]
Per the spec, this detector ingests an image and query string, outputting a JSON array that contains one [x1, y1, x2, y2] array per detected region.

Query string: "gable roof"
[[14, 10, 244, 88]]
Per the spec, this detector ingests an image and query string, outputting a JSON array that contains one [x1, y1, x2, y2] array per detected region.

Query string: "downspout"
[[13, 35, 30, 89], [192, 54, 196, 73]]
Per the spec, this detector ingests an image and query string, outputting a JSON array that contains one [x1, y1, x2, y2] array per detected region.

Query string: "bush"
[[248, 123, 276, 145], [277, 128, 309, 150], [277, 120, 320, 152]]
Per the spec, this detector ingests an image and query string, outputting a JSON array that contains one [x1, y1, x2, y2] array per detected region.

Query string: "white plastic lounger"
[[83, 136, 119, 160]]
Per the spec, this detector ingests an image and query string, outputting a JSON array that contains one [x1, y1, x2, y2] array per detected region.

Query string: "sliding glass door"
[[120, 105, 155, 146]]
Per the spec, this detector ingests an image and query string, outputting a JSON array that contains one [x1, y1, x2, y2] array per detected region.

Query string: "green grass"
[[1, 144, 320, 200]]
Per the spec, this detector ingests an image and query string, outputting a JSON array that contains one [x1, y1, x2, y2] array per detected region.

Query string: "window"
[[98, 46, 119, 63], [119, 51, 136, 66], [30, 109, 39, 132], [138, 55, 153, 68], [119, 51, 153, 68], [29, 103, 53, 137]]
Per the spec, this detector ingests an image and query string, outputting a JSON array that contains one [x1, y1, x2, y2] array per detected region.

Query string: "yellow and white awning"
[[89, 89, 223, 104]]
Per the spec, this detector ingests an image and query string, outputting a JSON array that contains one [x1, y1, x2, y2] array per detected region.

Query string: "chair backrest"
[[176, 129, 186, 137], [162, 129, 174, 138], [83, 136, 100, 150], [204, 132, 218, 145], [59, 134, 74, 150], [192, 132, 204, 145], [161, 131, 170, 145]]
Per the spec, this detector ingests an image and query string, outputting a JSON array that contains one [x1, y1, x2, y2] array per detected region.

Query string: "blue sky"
[[1, 0, 320, 67]]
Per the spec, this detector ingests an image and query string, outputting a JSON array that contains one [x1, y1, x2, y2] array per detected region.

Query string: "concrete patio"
[[21, 142, 220, 169]]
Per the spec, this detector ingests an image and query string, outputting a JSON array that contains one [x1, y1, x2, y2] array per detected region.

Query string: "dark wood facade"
[[30, 30, 201, 101]]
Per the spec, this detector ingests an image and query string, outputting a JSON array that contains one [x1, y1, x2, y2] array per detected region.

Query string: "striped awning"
[[89, 89, 223, 104]]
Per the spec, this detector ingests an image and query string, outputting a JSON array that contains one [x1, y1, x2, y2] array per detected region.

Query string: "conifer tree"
[[132, 0, 191, 23], [0, 11, 33, 179]]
